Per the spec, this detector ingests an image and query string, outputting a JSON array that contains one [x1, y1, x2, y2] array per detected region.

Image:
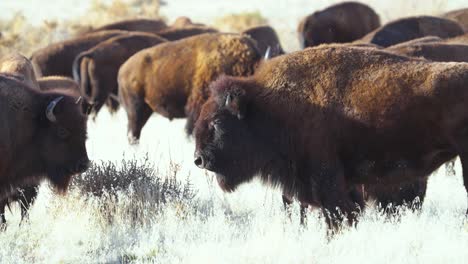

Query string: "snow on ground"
[[0, 0, 467, 263]]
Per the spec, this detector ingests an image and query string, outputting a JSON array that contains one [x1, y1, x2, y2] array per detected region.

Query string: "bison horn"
[[225, 94, 233, 107], [46, 96, 64, 123], [264, 46, 272, 60]]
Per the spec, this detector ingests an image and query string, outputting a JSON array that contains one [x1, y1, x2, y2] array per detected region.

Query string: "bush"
[[70, 157, 196, 225]]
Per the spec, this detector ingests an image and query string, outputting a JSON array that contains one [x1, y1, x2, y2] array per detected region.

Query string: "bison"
[[30, 30, 127, 78], [193, 45, 468, 229], [0, 54, 40, 226], [356, 16, 464, 47], [155, 26, 218, 41], [297, 1, 380, 48], [0, 74, 90, 207], [118, 33, 261, 144], [86, 18, 167, 34], [73, 32, 167, 116], [442, 8, 468, 32], [0, 53, 38, 88], [386, 42, 468, 62], [242, 25, 285, 57]]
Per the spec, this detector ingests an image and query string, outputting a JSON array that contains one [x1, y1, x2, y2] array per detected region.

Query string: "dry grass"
[[213, 11, 268, 33], [0, 0, 164, 58], [70, 157, 195, 225]]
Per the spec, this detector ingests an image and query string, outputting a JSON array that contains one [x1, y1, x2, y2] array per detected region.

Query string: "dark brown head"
[[38, 92, 90, 192], [193, 76, 273, 192], [298, 15, 336, 48]]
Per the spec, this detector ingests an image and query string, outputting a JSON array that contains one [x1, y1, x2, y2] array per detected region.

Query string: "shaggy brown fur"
[[0, 53, 38, 88], [156, 26, 218, 41], [86, 18, 167, 34], [193, 45, 468, 229], [356, 16, 464, 47], [242, 25, 285, 57], [386, 42, 468, 62], [30, 30, 128, 78], [442, 8, 468, 32], [0, 74, 89, 201], [118, 33, 261, 144], [73, 32, 167, 116], [298, 2, 380, 48]]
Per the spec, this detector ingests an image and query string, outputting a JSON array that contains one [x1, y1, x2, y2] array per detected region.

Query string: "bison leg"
[[460, 154, 468, 215], [0, 199, 6, 226], [319, 167, 361, 232], [18, 186, 38, 221], [125, 99, 153, 145], [367, 179, 427, 212]]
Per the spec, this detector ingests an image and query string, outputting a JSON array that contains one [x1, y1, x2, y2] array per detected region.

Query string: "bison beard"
[[193, 47, 468, 231]]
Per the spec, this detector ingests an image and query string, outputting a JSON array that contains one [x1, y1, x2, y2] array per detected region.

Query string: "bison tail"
[[72, 51, 91, 85]]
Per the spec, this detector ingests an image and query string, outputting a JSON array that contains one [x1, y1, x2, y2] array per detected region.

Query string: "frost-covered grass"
[[0, 0, 468, 263], [0, 110, 466, 263]]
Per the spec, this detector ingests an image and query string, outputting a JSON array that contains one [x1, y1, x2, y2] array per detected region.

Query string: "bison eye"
[[57, 127, 70, 139]]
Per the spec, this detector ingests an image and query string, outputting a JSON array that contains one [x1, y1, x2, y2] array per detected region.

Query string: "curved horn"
[[46, 96, 64, 123], [264, 46, 272, 60], [225, 94, 232, 107]]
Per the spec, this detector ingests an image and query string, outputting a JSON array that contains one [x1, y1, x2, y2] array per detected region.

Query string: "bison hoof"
[[128, 133, 140, 145]]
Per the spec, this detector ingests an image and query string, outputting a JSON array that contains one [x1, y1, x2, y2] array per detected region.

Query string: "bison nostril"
[[194, 156, 204, 168]]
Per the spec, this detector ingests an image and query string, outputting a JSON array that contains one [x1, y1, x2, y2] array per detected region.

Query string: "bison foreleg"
[[318, 166, 361, 233], [18, 186, 38, 221], [460, 154, 468, 216], [125, 99, 153, 145]]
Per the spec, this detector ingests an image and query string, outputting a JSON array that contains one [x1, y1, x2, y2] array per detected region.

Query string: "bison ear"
[[224, 90, 246, 119]]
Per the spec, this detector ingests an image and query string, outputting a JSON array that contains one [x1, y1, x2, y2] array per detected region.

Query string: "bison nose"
[[194, 152, 205, 168], [76, 158, 90, 173]]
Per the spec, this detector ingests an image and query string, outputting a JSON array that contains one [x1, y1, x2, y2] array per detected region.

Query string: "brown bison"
[[242, 25, 285, 57], [298, 1, 380, 48], [156, 26, 218, 41], [193, 45, 468, 229], [73, 32, 167, 116], [0, 54, 40, 226], [442, 8, 468, 32], [87, 18, 167, 34], [118, 33, 261, 144], [386, 42, 468, 62], [0, 53, 38, 88], [0, 74, 89, 212], [356, 16, 464, 47], [30, 30, 127, 78]]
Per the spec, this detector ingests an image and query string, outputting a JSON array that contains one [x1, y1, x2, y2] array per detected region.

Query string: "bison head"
[[39, 94, 90, 192], [300, 16, 336, 48], [193, 76, 274, 192]]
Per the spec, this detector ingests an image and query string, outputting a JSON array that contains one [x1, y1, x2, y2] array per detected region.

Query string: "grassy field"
[[0, 0, 467, 263]]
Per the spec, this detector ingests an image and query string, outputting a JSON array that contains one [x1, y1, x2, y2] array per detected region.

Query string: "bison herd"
[[1, 1, 468, 232]]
